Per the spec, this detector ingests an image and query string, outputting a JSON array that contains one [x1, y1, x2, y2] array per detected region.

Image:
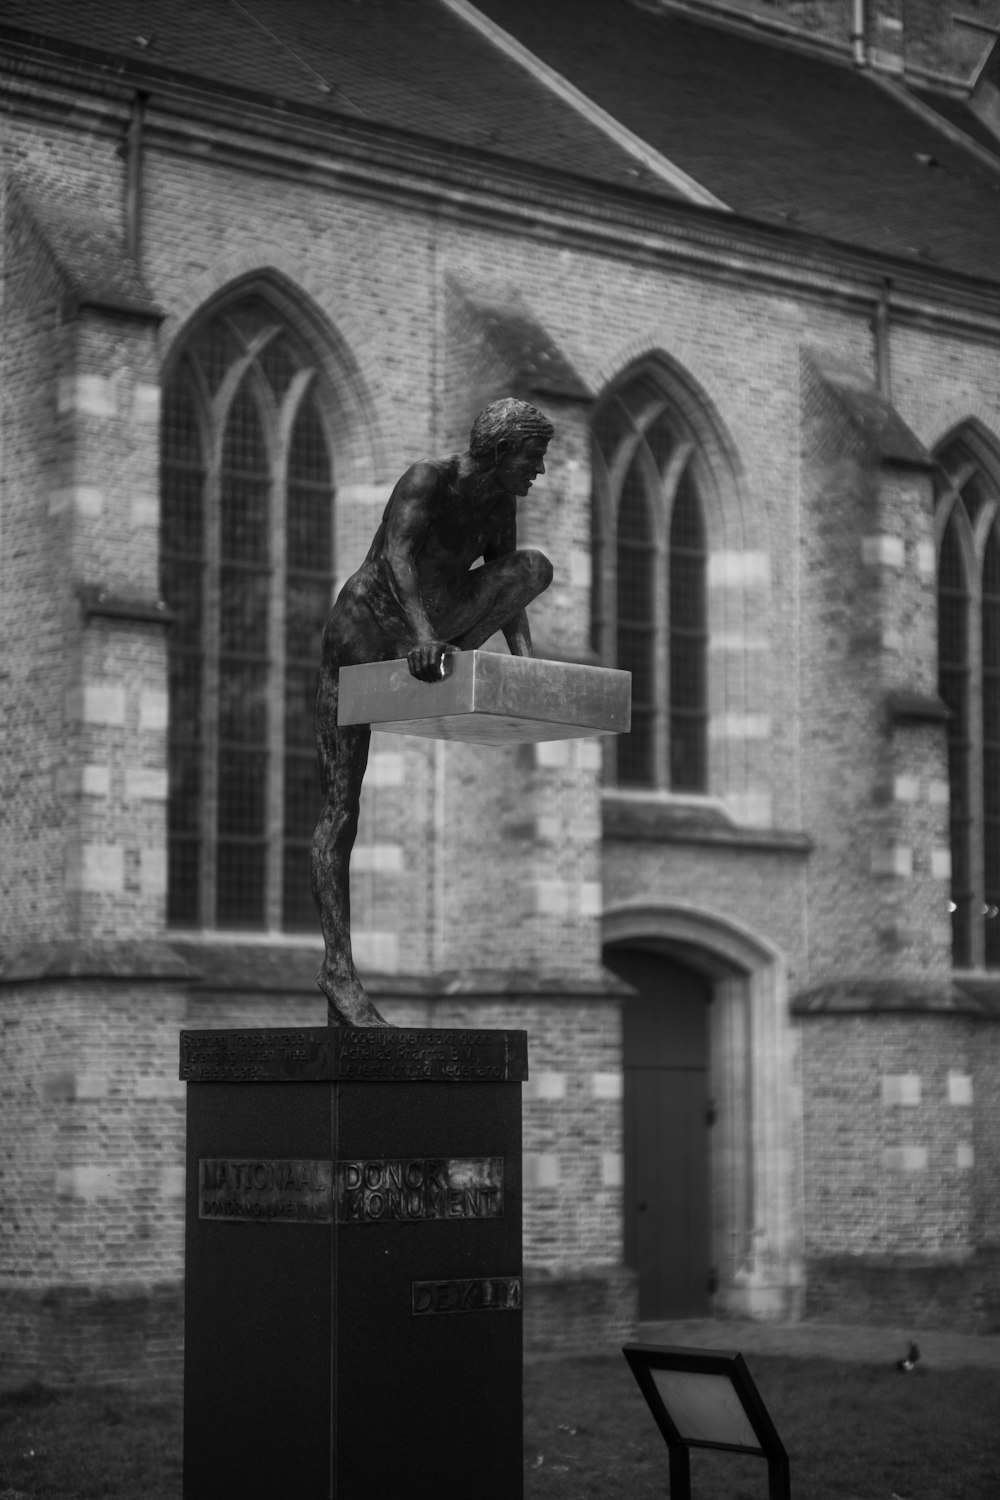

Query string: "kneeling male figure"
[[311, 397, 555, 1026]]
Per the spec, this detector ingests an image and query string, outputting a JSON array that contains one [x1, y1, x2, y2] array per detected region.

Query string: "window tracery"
[[161, 295, 334, 931]]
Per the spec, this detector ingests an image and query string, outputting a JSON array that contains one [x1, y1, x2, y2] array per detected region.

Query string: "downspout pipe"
[[874, 279, 893, 402], [851, 0, 867, 66], [125, 91, 149, 268]]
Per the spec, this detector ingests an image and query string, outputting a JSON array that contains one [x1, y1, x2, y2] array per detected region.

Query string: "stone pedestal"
[[180, 1027, 526, 1500]]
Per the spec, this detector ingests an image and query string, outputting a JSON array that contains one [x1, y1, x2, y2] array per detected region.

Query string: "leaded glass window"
[[161, 296, 334, 931], [592, 371, 709, 791], [936, 431, 1000, 967]]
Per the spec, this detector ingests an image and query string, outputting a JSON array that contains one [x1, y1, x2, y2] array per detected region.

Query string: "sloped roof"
[[4, 0, 1000, 285], [0, 0, 682, 201], [474, 0, 1000, 283]]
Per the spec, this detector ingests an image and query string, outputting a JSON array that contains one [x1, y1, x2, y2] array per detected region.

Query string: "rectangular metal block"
[[338, 650, 631, 743]]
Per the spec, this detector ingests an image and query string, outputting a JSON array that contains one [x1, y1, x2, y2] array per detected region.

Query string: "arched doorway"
[[604, 903, 803, 1323], [606, 945, 714, 1319]]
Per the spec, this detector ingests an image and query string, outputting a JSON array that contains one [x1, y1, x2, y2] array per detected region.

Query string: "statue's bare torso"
[[323, 453, 534, 673]]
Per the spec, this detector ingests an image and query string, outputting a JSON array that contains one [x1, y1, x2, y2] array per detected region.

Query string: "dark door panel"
[[607, 946, 712, 1320]]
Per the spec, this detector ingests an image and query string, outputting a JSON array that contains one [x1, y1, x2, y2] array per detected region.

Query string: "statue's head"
[[469, 398, 554, 469]]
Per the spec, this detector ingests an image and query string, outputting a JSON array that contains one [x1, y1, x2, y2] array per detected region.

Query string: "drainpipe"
[[851, 0, 867, 65], [874, 279, 893, 402], [125, 91, 149, 268]]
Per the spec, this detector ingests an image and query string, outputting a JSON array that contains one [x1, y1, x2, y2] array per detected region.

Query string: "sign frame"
[[622, 1343, 791, 1500]]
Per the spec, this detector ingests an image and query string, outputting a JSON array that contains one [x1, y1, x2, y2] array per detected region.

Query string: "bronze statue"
[[311, 398, 555, 1026]]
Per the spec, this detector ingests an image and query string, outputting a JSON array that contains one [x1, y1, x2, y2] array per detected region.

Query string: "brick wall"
[[1, 172, 168, 947], [799, 1010, 1000, 1331], [0, 982, 186, 1287], [801, 1014, 976, 1258], [975, 1023, 1000, 1254], [1, 186, 76, 941], [799, 350, 951, 987], [0, 974, 188, 1386]]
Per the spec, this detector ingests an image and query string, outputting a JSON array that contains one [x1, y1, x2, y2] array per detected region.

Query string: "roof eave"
[[5, 27, 1000, 313]]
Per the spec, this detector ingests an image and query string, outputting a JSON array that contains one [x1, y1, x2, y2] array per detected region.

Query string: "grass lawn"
[[2, 1353, 999, 1498]]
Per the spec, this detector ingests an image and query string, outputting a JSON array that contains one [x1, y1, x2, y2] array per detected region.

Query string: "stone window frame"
[[591, 360, 737, 795], [935, 421, 1000, 969], [161, 290, 339, 934]]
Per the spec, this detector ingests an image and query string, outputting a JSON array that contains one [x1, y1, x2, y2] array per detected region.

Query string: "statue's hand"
[[407, 640, 457, 682]]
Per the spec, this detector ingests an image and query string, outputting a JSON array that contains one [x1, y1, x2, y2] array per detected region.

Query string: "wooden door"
[[606, 946, 712, 1320]]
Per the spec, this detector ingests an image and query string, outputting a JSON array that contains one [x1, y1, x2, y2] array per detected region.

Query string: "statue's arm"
[[484, 507, 533, 659], [381, 463, 454, 680]]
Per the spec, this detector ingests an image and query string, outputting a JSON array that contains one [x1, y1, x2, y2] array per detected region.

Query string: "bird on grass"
[[895, 1341, 921, 1372]]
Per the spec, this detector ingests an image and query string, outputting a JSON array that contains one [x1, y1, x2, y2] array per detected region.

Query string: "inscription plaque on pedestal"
[[181, 1026, 525, 1500], [180, 1026, 527, 1083], [412, 1275, 522, 1315], [337, 1156, 504, 1222], [198, 1158, 333, 1222]]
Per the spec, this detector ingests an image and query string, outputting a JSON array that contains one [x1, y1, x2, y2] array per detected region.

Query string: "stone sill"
[[793, 976, 1000, 1016], [0, 940, 195, 985], [0, 938, 628, 1001], [171, 939, 630, 1001], [603, 792, 812, 854]]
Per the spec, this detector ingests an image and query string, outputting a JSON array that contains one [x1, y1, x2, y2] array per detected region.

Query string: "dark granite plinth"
[[181, 1028, 526, 1500]]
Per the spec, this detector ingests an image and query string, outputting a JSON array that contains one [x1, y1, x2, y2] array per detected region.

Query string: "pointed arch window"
[[592, 371, 709, 791], [936, 431, 1000, 967], [160, 295, 334, 932]]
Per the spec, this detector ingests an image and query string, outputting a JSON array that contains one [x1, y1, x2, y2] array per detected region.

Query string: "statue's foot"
[[317, 964, 393, 1028]]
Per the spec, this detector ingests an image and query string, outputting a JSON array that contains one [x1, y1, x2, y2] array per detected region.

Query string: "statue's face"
[[496, 435, 548, 497]]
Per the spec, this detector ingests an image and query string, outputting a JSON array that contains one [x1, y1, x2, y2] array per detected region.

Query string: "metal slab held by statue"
[[338, 649, 631, 744]]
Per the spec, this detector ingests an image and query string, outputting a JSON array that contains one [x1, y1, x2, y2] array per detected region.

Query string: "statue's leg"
[[436, 548, 553, 649], [311, 669, 390, 1028]]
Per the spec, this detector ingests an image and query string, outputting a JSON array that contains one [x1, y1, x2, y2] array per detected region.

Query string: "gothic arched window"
[[160, 295, 334, 932], [936, 430, 1000, 967], [592, 370, 709, 791]]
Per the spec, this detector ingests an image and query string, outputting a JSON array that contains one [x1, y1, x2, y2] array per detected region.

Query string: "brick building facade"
[[4, 0, 1000, 1385]]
